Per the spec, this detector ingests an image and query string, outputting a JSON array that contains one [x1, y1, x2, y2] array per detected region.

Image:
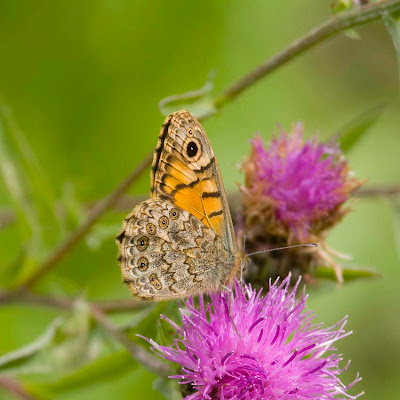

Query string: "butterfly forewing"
[[150, 110, 237, 255]]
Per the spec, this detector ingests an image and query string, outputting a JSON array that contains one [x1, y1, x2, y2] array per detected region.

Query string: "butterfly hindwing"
[[116, 199, 234, 300]]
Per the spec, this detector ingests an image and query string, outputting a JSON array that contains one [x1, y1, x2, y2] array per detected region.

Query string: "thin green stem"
[[215, 0, 400, 108], [17, 152, 153, 289], [0, 290, 148, 314]]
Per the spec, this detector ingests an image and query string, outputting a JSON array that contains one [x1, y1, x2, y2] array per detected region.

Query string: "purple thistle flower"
[[141, 276, 363, 399], [241, 124, 361, 243]]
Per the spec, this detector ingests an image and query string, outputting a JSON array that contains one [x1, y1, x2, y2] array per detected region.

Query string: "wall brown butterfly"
[[115, 110, 243, 300]]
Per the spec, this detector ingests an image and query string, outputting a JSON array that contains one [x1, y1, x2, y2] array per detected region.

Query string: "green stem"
[[0, 290, 148, 314], [17, 152, 153, 289], [215, 0, 400, 108]]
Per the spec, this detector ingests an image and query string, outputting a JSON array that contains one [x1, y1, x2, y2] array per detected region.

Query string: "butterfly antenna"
[[240, 235, 247, 284], [247, 243, 317, 257]]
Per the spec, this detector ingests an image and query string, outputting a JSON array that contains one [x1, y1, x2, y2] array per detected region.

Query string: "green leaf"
[[314, 265, 381, 282], [0, 300, 101, 377], [335, 103, 386, 152], [0, 102, 68, 286], [0, 318, 63, 373], [119, 305, 156, 331], [0, 102, 62, 248], [19, 384, 54, 400], [60, 181, 86, 233], [13, 382, 53, 400], [123, 302, 181, 371], [384, 11, 400, 85], [344, 29, 361, 40], [27, 350, 137, 396], [158, 72, 216, 120], [156, 304, 181, 348], [0, 247, 28, 287], [0, 118, 42, 253], [153, 376, 183, 400], [130, 301, 179, 344], [331, 0, 354, 14], [124, 302, 168, 344]]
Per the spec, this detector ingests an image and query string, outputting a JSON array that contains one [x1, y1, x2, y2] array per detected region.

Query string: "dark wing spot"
[[186, 141, 198, 158], [208, 210, 223, 218], [136, 236, 149, 251], [169, 208, 180, 220], [159, 216, 169, 229], [137, 257, 149, 271], [202, 191, 220, 199], [149, 273, 162, 290], [115, 231, 126, 243], [170, 177, 200, 196], [146, 223, 156, 235]]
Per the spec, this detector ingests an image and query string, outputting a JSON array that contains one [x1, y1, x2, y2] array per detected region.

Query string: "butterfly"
[[115, 110, 244, 300]]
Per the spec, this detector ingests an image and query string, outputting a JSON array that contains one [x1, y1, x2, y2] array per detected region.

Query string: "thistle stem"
[[0, 290, 148, 313], [215, 0, 400, 108]]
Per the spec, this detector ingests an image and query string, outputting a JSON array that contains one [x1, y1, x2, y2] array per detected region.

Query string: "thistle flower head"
[[242, 124, 361, 243], [142, 277, 362, 399]]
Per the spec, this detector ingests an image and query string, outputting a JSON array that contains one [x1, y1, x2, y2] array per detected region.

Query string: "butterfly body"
[[116, 110, 242, 300]]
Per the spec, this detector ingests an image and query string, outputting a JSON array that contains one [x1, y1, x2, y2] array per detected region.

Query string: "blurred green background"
[[0, 0, 399, 398]]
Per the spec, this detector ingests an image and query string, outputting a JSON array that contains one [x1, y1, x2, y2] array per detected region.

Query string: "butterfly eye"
[[187, 128, 194, 137], [159, 216, 169, 229], [136, 236, 149, 251], [169, 208, 180, 220], [186, 141, 198, 158]]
